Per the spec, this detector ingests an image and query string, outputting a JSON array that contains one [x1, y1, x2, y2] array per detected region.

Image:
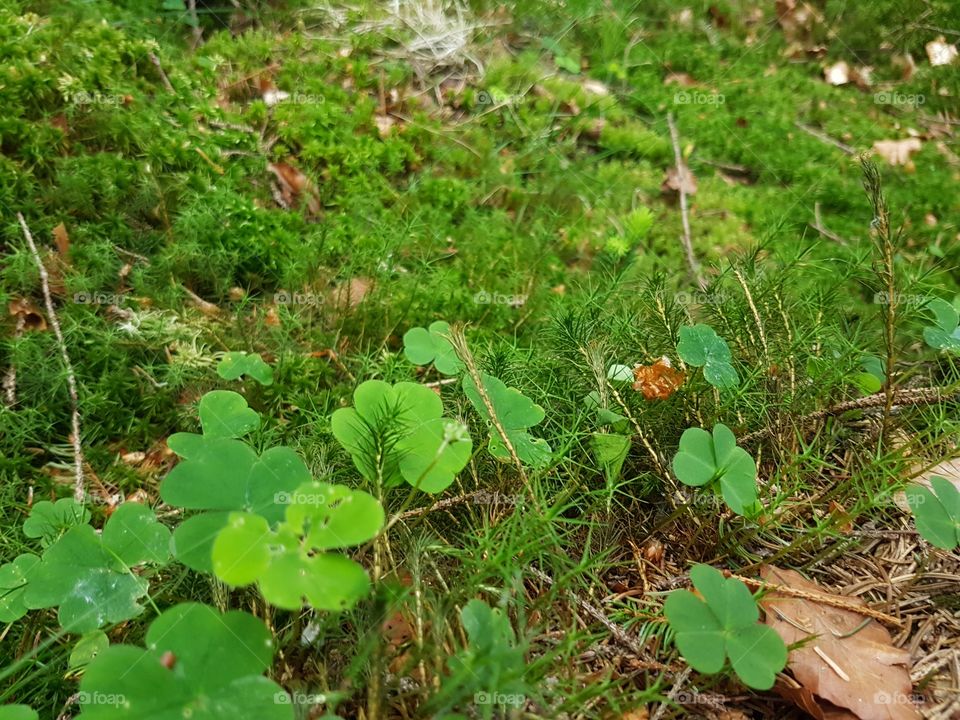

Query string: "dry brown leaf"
[[824, 60, 851, 86], [267, 162, 320, 216], [620, 710, 649, 720], [894, 457, 960, 512], [52, 222, 70, 257], [330, 277, 373, 310], [925, 37, 958, 67], [663, 71, 697, 87], [760, 566, 920, 720], [632, 357, 685, 400], [661, 164, 697, 197], [872, 138, 922, 167], [776, 0, 818, 43], [8, 298, 47, 332]]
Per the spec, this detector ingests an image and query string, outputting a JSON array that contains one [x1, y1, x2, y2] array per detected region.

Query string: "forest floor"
[[1, 1, 959, 718]]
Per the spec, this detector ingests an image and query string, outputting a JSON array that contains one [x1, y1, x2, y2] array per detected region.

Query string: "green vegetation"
[[1, 0, 959, 718]]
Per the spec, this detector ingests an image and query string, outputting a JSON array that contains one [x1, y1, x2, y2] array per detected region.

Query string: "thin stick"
[[794, 122, 855, 154], [739, 385, 951, 445], [148, 53, 175, 92], [528, 566, 676, 671], [18, 214, 86, 502], [666, 112, 704, 289], [729, 571, 902, 627]]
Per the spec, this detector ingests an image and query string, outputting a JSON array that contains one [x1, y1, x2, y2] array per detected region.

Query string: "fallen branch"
[[740, 385, 952, 445], [727, 570, 902, 628], [794, 121, 855, 155], [666, 112, 704, 290], [528, 566, 676, 671], [18, 213, 86, 502]]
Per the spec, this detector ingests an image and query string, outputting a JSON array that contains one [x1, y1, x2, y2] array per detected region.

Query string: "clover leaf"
[[331, 380, 471, 493], [664, 564, 786, 690], [0, 706, 37, 720], [78, 602, 292, 720], [197, 390, 261, 438], [906, 476, 960, 550], [218, 351, 274, 386], [672, 424, 757, 515], [0, 554, 40, 622], [211, 482, 383, 611], [923, 298, 960, 353], [403, 321, 464, 375], [162, 440, 310, 572], [676, 324, 739, 389], [22, 498, 90, 546], [23, 503, 170, 632], [463, 373, 551, 468]]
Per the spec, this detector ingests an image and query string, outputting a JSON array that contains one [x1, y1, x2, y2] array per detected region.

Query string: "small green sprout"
[[672, 423, 758, 515], [664, 564, 787, 690], [676, 324, 739, 389], [906, 476, 960, 550], [217, 351, 274, 385]]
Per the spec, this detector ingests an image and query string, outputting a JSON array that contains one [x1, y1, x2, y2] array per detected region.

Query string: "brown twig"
[[795, 121, 855, 154], [727, 571, 903, 627], [528, 566, 677, 671], [666, 112, 704, 289], [18, 214, 86, 502], [739, 385, 951, 445]]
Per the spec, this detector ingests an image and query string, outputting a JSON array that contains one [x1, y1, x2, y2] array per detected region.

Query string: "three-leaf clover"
[[906, 476, 960, 550], [923, 298, 960, 352], [163, 439, 311, 572], [331, 380, 471, 493], [78, 602, 292, 719], [211, 481, 384, 611], [664, 564, 787, 689], [22, 498, 90, 546], [162, 390, 310, 572], [217, 351, 274, 386], [672, 423, 758, 515], [23, 503, 170, 632], [676, 324, 739, 389], [463, 373, 551, 468], [403, 321, 464, 375]]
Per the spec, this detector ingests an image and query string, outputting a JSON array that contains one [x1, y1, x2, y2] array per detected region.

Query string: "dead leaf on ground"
[[776, 0, 819, 43], [8, 298, 47, 332], [330, 277, 373, 310], [52, 222, 70, 258], [663, 72, 697, 87], [661, 164, 697, 197], [824, 61, 850, 86], [925, 37, 958, 67], [872, 138, 922, 167], [894, 456, 960, 512], [267, 161, 321, 216], [760, 566, 921, 720], [632, 358, 685, 400]]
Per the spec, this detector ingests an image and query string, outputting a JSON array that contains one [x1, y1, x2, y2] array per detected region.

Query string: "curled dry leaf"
[[267, 162, 321, 216], [872, 138, 922, 167], [52, 222, 70, 258], [661, 164, 697, 197], [925, 37, 958, 67], [8, 298, 47, 332], [760, 566, 920, 720], [632, 357, 684, 400]]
